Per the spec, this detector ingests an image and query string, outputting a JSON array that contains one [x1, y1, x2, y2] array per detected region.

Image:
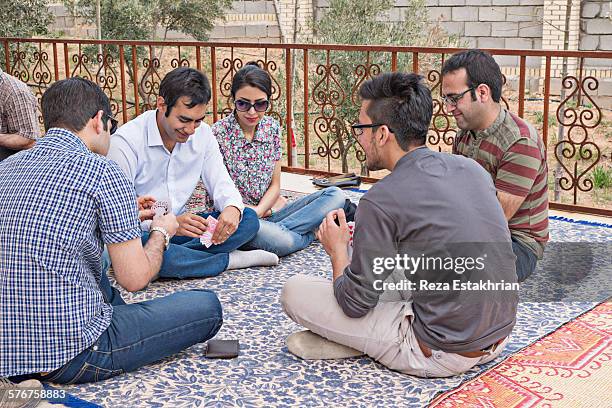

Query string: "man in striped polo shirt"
[[441, 50, 549, 282]]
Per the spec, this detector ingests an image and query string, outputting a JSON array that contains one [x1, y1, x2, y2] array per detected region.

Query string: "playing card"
[[199, 216, 219, 248], [152, 200, 169, 216], [347, 221, 355, 246]]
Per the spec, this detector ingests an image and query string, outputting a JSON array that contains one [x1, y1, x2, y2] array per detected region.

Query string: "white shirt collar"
[[146, 110, 165, 148]]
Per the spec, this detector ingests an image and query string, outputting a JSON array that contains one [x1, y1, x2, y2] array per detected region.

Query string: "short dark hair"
[[231, 61, 272, 99], [41, 77, 111, 133], [358, 72, 432, 151], [441, 49, 503, 103], [159, 67, 211, 116]]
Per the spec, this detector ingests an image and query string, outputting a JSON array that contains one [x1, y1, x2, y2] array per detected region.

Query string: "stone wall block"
[[506, 6, 541, 21], [428, 6, 452, 21], [438, 0, 465, 5], [465, 22, 492, 36], [452, 6, 479, 21], [478, 37, 506, 48], [599, 35, 612, 50], [519, 21, 542, 37], [440, 21, 465, 35], [491, 21, 519, 36], [479, 7, 507, 21], [581, 2, 601, 18], [585, 19, 612, 35]]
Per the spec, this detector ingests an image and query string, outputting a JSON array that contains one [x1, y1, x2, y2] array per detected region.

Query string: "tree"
[[311, 0, 461, 174], [63, 0, 232, 42], [0, 0, 53, 39], [62, 0, 232, 112]]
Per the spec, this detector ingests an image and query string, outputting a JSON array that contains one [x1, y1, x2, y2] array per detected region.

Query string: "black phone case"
[[205, 339, 240, 359]]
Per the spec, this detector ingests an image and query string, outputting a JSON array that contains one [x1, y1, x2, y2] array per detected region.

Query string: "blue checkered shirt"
[[0, 128, 141, 376]]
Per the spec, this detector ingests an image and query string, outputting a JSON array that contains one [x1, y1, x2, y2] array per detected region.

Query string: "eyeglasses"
[[102, 112, 118, 135], [441, 87, 474, 106], [351, 122, 394, 136], [92, 111, 118, 134], [235, 99, 269, 112]]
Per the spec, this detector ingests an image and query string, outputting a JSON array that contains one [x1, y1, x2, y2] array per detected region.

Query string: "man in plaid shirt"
[[1, 77, 223, 384], [0, 66, 40, 160], [442, 50, 549, 282]]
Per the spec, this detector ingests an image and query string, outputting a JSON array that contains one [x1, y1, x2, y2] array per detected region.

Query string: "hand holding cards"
[[141, 197, 171, 231], [199, 216, 218, 248], [152, 200, 170, 216]]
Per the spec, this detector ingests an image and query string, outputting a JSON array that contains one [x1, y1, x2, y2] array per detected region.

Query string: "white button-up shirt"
[[108, 109, 244, 215]]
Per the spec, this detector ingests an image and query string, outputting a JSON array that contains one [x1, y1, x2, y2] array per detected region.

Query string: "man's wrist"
[[150, 226, 170, 250], [226, 205, 243, 221], [331, 249, 350, 281]]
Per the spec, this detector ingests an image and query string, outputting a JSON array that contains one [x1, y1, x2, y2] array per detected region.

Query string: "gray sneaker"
[[286, 330, 365, 360], [0, 378, 43, 408]]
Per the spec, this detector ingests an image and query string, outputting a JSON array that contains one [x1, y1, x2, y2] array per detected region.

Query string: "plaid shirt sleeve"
[[5, 85, 40, 140], [95, 160, 142, 244]]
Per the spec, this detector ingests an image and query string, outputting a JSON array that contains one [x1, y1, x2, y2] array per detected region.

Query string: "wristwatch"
[[150, 226, 170, 251]]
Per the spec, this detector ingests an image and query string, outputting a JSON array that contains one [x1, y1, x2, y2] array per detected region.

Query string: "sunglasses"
[[92, 111, 118, 134], [235, 99, 269, 112], [103, 112, 118, 135]]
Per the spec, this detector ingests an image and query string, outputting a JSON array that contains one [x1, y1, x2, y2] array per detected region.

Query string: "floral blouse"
[[212, 113, 282, 206]]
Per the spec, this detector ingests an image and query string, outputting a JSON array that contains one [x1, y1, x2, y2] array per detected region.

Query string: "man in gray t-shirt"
[[281, 72, 518, 377]]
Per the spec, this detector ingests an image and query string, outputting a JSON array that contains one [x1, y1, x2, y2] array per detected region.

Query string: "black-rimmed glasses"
[[235, 99, 269, 112], [441, 87, 474, 106], [351, 122, 394, 136]]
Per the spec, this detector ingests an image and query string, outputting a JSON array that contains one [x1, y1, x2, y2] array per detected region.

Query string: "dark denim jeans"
[[143, 207, 259, 279], [25, 271, 223, 384], [512, 237, 538, 282]]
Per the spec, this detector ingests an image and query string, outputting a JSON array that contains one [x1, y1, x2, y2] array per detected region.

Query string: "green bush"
[[593, 166, 612, 189]]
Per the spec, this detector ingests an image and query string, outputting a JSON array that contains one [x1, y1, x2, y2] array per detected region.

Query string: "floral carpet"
[[430, 301, 611, 408], [46, 190, 610, 407]]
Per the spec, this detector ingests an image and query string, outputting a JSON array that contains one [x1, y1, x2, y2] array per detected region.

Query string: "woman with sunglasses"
[[211, 62, 346, 257]]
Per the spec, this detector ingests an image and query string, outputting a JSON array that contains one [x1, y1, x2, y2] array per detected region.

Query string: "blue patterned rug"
[[48, 190, 611, 407]]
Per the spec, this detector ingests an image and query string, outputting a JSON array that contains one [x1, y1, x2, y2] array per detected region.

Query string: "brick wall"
[[427, 0, 545, 67], [315, 0, 545, 67], [580, 0, 612, 72]]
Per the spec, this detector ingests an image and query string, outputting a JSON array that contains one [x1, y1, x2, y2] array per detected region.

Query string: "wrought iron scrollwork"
[[554, 76, 602, 204], [311, 51, 352, 172], [30, 44, 53, 124], [140, 57, 162, 111], [427, 69, 455, 152], [171, 46, 190, 69], [95, 52, 120, 116], [219, 50, 243, 118], [10, 44, 29, 83], [71, 44, 94, 80]]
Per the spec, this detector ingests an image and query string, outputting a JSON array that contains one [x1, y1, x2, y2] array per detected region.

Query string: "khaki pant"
[[281, 274, 508, 378]]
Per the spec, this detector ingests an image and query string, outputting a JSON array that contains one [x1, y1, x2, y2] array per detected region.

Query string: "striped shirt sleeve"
[[495, 138, 543, 198]]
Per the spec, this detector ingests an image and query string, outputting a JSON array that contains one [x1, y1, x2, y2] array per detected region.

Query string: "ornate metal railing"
[[2, 38, 610, 216]]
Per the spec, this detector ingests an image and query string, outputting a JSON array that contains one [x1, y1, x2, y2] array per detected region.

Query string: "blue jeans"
[[141, 207, 259, 279], [20, 270, 222, 385], [244, 187, 346, 257], [512, 237, 538, 282]]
